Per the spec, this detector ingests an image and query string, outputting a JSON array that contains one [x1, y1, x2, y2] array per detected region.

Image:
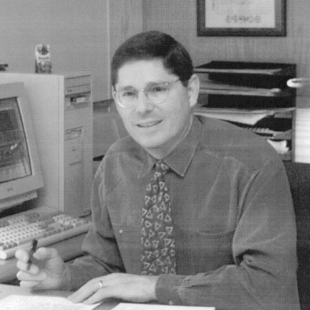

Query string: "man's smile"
[[137, 120, 162, 128]]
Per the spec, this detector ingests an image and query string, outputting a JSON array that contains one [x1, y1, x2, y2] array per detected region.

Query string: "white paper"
[[0, 295, 99, 310], [112, 303, 215, 310], [295, 108, 310, 163], [194, 108, 294, 126]]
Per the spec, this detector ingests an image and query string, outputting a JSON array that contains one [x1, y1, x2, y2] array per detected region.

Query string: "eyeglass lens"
[[116, 80, 179, 108]]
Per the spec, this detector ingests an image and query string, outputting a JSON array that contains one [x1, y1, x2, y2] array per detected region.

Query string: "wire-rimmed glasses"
[[114, 79, 180, 109]]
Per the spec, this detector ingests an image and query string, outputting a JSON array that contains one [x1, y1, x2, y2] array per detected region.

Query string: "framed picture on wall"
[[197, 0, 286, 37]]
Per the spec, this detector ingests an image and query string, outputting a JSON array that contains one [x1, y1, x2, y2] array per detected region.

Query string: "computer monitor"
[[0, 82, 43, 212]]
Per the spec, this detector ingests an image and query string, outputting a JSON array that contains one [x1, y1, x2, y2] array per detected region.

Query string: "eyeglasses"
[[114, 79, 180, 109]]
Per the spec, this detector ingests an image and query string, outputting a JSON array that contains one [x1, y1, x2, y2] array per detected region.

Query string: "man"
[[16, 31, 300, 310]]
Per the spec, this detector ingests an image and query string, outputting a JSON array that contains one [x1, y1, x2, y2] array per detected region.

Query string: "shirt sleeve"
[[67, 161, 126, 290], [155, 160, 300, 310]]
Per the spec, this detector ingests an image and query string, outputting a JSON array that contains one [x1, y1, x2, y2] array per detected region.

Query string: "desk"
[[0, 284, 119, 310], [0, 233, 87, 283]]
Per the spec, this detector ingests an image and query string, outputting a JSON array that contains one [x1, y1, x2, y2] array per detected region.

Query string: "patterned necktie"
[[141, 161, 176, 275]]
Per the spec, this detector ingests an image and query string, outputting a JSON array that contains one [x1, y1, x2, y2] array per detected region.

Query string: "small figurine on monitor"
[[35, 44, 52, 74]]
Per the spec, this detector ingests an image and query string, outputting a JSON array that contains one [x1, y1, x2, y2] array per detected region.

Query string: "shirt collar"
[[139, 115, 202, 178]]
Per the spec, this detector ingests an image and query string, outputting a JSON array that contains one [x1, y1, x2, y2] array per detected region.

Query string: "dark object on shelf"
[[203, 94, 294, 109], [195, 61, 295, 74], [195, 61, 296, 161], [195, 61, 296, 92], [0, 64, 8, 71], [195, 61, 296, 109]]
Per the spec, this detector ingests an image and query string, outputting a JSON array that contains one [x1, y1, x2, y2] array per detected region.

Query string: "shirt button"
[[119, 229, 123, 234], [168, 301, 174, 305]]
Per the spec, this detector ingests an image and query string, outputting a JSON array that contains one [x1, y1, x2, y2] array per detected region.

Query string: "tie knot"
[[155, 161, 169, 175]]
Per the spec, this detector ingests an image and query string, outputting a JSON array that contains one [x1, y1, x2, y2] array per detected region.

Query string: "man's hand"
[[15, 247, 71, 291], [68, 273, 158, 305]]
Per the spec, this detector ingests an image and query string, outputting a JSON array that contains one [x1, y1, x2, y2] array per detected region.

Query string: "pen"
[[27, 239, 38, 271]]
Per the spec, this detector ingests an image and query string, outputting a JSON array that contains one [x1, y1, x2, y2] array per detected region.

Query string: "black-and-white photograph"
[[0, 1, 309, 310]]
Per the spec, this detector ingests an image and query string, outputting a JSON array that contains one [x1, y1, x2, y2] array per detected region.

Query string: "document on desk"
[[112, 303, 215, 310], [194, 107, 295, 126], [0, 294, 99, 310]]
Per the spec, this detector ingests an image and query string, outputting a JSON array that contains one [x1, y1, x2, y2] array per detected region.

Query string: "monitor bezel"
[[0, 82, 44, 211]]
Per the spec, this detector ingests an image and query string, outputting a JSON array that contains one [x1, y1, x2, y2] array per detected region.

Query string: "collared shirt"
[[68, 115, 300, 310]]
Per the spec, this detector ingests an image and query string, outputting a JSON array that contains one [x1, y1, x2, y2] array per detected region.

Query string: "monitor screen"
[[0, 82, 43, 212], [0, 98, 32, 183]]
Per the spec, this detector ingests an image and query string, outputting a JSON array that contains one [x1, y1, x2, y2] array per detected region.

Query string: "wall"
[[142, 0, 310, 106], [0, 0, 109, 102], [1, 1, 309, 104], [0, 0, 144, 101], [108, 0, 143, 62], [107, 0, 143, 98]]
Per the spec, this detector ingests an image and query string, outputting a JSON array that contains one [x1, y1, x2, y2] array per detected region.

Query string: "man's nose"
[[135, 91, 154, 113]]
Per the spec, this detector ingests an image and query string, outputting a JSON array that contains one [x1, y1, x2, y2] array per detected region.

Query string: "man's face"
[[113, 59, 198, 158]]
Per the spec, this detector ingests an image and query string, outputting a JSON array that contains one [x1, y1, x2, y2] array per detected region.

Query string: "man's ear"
[[187, 74, 200, 108], [111, 86, 116, 101], [111, 87, 119, 112]]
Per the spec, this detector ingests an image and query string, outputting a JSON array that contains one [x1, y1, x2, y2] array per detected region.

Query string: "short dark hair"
[[111, 31, 193, 87]]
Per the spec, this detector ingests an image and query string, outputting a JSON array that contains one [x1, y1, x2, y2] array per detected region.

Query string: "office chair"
[[284, 161, 310, 310]]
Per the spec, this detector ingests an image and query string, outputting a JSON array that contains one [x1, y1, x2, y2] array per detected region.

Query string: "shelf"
[[196, 61, 296, 109], [199, 80, 291, 97], [194, 61, 296, 161], [193, 60, 296, 162], [195, 61, 296, 91], [195, 61, 296, 76]]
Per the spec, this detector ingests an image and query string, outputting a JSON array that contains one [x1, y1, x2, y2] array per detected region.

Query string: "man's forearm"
[[155, 264, 299, 310]]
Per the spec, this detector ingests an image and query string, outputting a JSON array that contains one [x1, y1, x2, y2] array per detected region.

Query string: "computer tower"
[[0, 72, 93, 216]]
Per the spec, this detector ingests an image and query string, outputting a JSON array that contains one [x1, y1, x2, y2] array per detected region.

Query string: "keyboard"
[[0, 211, 91, 260]]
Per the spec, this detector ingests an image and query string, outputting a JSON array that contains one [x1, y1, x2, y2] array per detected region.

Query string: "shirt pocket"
[[176, 229, 235, 275]]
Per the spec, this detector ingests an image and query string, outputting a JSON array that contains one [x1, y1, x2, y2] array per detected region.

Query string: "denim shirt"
[[68, 115, 300, 310]]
